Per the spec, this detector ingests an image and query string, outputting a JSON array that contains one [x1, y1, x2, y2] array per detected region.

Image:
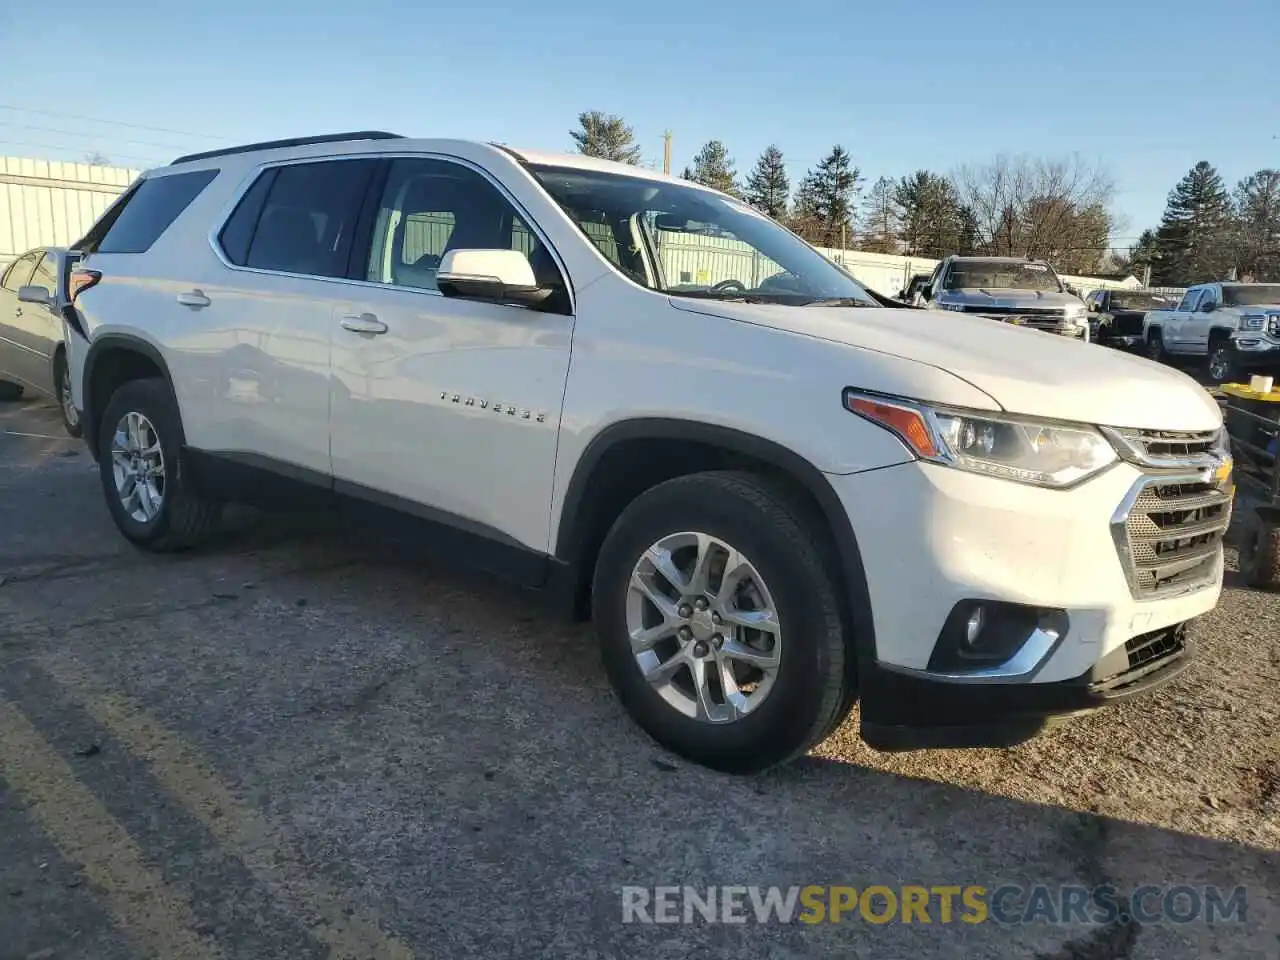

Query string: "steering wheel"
[[712, 279, 746, 293]]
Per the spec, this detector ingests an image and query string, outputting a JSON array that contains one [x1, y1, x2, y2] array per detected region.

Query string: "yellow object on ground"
[[1221, 383, 1280, 403]]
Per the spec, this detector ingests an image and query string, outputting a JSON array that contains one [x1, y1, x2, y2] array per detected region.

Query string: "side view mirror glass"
[[437, 249, 552, 308], [920, 284, 933, 300], [1202, 301, 1216, 313], [17, 284, 51, 306]]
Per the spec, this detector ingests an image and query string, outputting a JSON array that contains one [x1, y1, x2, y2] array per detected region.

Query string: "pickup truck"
[[1143, 282, 1280, 382], [1084, 288, 1181, 352], [919, 256, 1090, 340]]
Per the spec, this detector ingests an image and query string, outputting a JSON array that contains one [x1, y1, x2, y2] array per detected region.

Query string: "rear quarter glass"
[[85, 169, 220, 255]]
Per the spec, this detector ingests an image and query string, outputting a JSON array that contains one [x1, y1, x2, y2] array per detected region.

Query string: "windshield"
[[528, 165, 876, 305], [1222, 284, 1280, 307], [943, 260, 1062, 293], [1110, 292, 1178, 311]]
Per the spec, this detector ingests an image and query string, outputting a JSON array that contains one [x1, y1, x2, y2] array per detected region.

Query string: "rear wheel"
[[54, 352, 82, 438], [592, 471, 854, 773], [97, 377, 221, 551]]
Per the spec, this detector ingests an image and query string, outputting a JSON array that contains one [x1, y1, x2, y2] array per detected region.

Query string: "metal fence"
[[0, 156, 137, 269]]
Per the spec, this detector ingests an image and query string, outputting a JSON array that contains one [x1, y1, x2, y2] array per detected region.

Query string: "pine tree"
[[1151, 161, 1234, 285], [744, 145, 789, 219], [1234, 169, 1280, 282], [686, 141, 738, 195], [788, 172, 823, 243], [893, 170, 964, 258], [860, 176, 899, 253], [570, 111, 642, 164], [794, 146, 861, 248]]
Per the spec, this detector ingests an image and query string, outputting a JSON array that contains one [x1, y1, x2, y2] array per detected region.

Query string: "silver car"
[[0, 245, 82, 436]]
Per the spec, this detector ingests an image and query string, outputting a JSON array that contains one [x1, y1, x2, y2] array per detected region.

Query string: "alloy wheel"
[[60, 365, 78, 428], [110, 412, 166, 522], [1209, 347, 1232, 382], [626, 531, 782, 723]]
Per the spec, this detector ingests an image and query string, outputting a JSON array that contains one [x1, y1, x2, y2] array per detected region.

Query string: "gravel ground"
[[0, 395, 1277, 959]]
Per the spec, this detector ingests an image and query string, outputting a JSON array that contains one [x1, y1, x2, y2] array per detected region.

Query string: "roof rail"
[[170, 131, 404, 166]]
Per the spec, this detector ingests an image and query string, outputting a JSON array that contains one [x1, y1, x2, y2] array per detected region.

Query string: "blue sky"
[[1, 0, 1276, 250]]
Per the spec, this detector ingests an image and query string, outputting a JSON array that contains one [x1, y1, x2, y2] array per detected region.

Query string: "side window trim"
[[204, 151, 574, 312]]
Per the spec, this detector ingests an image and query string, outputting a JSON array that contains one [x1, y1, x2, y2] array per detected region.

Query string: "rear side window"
[[1, 252, 38, 292], [223, 160, 377, 278], [218, 169, 278, 265], [88, 169, 219, 254]]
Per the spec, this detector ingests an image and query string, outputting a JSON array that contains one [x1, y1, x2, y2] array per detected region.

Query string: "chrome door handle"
[[341, 313, 388, 335], [176, 290, 211, 308]]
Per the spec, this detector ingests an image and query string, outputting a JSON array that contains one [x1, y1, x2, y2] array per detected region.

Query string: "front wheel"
[[1207, 340, 1238, 384], [1146, 330, 1169, 364], [97, 377, 222, 551], [592, 471, 855, 773]]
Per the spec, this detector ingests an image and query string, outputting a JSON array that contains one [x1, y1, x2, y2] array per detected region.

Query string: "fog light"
[[928, 600, 1069, 674], [964, 606, 985, 647]]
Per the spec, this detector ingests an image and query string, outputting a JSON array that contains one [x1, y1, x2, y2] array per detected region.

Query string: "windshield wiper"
[[669, 290, 780, 304], [802, 297, 874, 307]]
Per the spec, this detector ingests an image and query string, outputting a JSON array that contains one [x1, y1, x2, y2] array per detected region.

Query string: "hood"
[[670, 299, 1221, 432], [937, 288, 1081, 311]]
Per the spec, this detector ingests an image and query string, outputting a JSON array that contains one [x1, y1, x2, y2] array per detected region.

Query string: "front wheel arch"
[[555, 419, 878, 671]]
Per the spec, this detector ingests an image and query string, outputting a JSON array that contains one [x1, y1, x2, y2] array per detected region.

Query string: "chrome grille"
[[1113, 476, 1231, 599], [1103, 427, 1221, 469]]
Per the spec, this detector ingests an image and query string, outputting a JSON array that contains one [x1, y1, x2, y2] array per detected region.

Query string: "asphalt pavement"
[[0, 396, 1276, 959]]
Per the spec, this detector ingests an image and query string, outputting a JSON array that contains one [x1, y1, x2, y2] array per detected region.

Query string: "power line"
[[0, 138, 159, 168], [0, 104, 225, 143], [0, 120, 198, 153]]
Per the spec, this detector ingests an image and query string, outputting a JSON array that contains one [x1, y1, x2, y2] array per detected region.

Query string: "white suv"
[[65, 132, 1232, 772]]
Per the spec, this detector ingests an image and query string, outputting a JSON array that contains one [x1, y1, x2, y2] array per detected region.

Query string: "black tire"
[[0, 380, 23, 401], [53, 351, 83, 438], [1146, 329, 1168, 364], [592, 471, 854, 773], [1207, 338, 1238, 385], [97, 377, 221, 551], [1240, 512, 1280, 589]]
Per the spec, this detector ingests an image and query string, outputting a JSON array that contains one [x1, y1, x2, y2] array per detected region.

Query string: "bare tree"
[[952, 154, 1115, 271], [85, 151, 111, 166]]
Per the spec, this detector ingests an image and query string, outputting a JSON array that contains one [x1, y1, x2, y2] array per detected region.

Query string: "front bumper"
[[828, 461, 1222, 748], [1229, 337, 1280, 372], [859, 623, 1193, 749]]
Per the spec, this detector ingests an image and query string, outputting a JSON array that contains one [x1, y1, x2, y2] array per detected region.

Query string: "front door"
[[1164, 289, 1199, 352], [0, 251, 43, 389], [328, 155, 574, 570]]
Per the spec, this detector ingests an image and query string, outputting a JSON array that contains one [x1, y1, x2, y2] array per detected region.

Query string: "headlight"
[[845, 392, 1118, 488], [1242, 315, 1265, 330]]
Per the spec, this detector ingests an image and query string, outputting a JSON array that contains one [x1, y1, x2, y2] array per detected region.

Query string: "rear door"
[[0, 251, 41, 388], [201, 157, 379, 481]]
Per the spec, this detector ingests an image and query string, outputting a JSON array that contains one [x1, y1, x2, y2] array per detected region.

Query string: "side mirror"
[[919, 284, 933, 300], [437, 249, 552, 308], [1202, 301, 1216, 313], [17, 285, 51, 306]]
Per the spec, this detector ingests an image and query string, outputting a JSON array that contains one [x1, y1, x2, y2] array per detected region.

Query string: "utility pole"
[[663, 131, 672, 175]]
